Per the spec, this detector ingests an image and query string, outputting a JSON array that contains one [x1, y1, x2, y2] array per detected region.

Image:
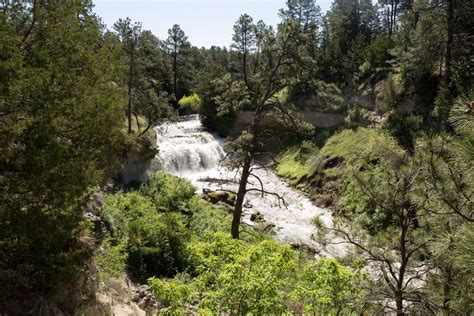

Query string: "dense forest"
[[1, 0, 473, 315]]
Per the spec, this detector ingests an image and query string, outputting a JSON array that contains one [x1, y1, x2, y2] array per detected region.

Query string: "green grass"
[[323, 167, 340, 178], [320, 127, 403, 167], [276, 150, 309, 184], [276, 141, 317, 184]]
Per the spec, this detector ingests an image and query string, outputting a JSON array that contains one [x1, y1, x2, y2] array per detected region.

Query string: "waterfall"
[[155, 115, 225, 174], [154, 115, 345, 256]]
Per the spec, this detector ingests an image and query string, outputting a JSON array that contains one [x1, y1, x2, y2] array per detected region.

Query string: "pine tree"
[[163, 24, 191, 106], [231, 14, 256, 86], [0, 1, 126, 311]]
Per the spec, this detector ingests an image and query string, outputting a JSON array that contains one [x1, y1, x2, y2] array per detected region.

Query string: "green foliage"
[[278, 128, 405, 231], [191, 233, 295, 314], [365, 36, 394, 73], [139, 170, 196, 212], [148, 274, 195, 316], [187, 197, 232, 236], [196, 72, 235, 136], [386, 113, 423, 152], [276, 141, 317, 183], [150, 232, 296, 314], [291, 258, 370, 314], [345, 104, 365, 123], [178, 93, 202, 112], [101, 173, 195, 281], [0, 1, 126, 306], [149, 232, 370, 314], [376, 73, 403, 113], [99, 171, 234, 282], [448, 92, 474, 170], [96, 237, 128, 278], [320, 128, 402, 164], [324, 128, 405, 230]]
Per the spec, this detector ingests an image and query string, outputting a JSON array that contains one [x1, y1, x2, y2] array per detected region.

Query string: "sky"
[[93, 0, 333, 48]]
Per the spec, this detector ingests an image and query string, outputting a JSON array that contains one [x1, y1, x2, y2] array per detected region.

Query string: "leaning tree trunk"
[[231, 106, 263, 239]]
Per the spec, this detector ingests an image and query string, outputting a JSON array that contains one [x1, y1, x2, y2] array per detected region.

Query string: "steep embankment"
[[276, 128, 404, 213], [118, 117, 159, 186]]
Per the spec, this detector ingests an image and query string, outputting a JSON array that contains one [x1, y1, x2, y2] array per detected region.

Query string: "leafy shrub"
[[150, 232, 296, 315], [148, 274, 195, 316], [187, 196, 231, 235], [101, 189, 189, 281], [99, 172, 236, 281], [96, 237, 128, 278], [140, 171, 196, 212], [290, 258, 370, 314], [178, 93, 202, 112], [376, 73, 403, 113], [322, 128, 406, 231], [149, 232, 370, 314]]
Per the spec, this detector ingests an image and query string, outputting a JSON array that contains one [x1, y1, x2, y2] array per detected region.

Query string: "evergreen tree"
[[163, 24, 191, 106], [0, 1, 126, 312], [113, 17, 142, 133], [231, 14, 256, 86]]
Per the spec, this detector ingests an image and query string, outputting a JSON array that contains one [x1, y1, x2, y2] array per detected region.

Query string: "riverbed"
[[153, 115, 345, 256]]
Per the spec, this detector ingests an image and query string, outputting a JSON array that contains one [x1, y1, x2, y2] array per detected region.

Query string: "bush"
[[187, 196, 231, 236], [376, 73, 403, 113], [96, 237, 128, 278], [140, 171, 196, 212], [101, 189, 189, 281], [178, 93, 202, 112], [322, 128, 405, 231], [150, 232, 296, 315], [148, 274, 195, 316], [99, 171, 236, 281], [290, 258, 370, 314], [149, 232, 370, 314]]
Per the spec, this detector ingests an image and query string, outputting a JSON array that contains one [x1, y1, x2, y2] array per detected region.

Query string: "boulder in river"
[[263, 222, 276, 233], [250, 212, 264, 222], [203, 189, 236, 206], [291, 243, 320, 256]]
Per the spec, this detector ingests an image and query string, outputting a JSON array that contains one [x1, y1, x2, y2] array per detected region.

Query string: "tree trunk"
[[395, 213, 409, 316], [127, 45, 134, 134], [395, 291, 404, 316], [444, 0, 454, 91], [173, 50, 178, 108], [231, 155, 252, 239], [443, 265, 453, 315], [243, 52, 248, 86], [230, 105, 263, 239]]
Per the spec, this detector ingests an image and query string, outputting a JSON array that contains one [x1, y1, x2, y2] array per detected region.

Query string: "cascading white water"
[[155, 115, 345, 256], [154, 115, 225, 173]]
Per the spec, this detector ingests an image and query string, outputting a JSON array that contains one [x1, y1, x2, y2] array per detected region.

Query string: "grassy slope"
[[276, 127, 403, 208]]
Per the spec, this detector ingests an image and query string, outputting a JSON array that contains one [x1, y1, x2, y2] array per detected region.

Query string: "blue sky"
[[93, 0, 333, 48]]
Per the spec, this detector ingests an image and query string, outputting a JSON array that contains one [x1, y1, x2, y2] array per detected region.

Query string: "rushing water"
[[154, 115, 344, 256]]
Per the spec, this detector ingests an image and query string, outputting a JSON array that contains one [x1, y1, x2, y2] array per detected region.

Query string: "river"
[[153, 115, 344, 256]]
